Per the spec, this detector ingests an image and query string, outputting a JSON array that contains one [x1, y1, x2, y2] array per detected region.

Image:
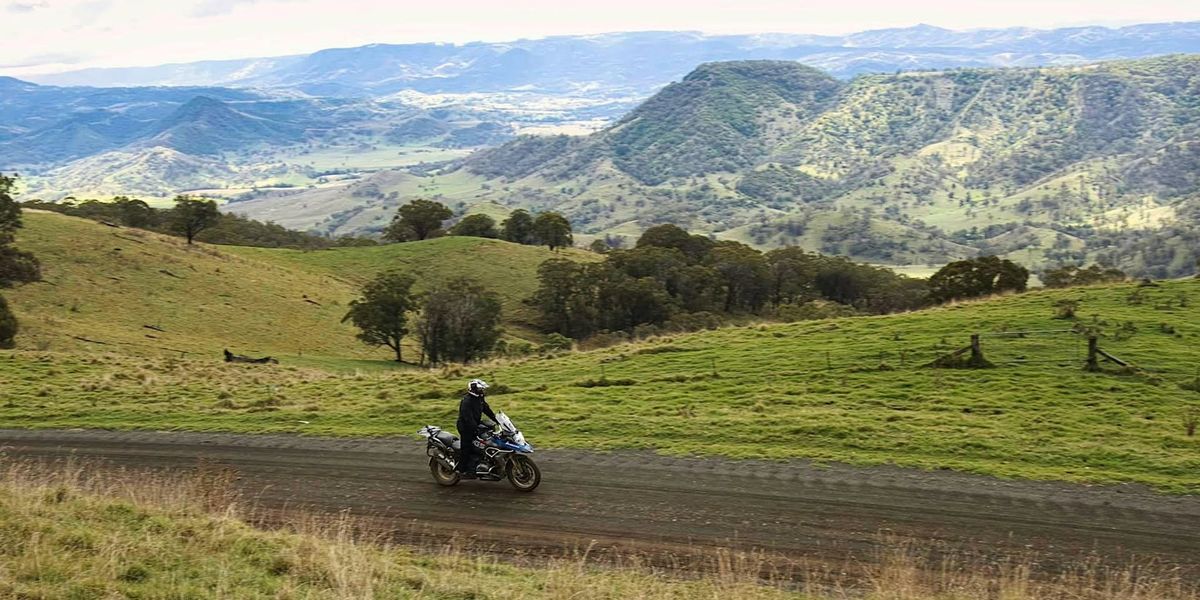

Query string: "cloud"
[[0, 52, 89, 69], [5, 1, 48, 13], [191, 0, 263, 17], [70, 0, 112, 24]]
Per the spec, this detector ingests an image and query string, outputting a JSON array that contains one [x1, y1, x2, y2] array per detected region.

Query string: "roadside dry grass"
[[0, 459, 1195, 599]]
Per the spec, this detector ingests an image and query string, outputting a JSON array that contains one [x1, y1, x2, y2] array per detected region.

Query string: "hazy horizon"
[[3, 0, 1199, 78]]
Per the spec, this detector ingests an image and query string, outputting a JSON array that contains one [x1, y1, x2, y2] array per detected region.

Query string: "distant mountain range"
[[4, 23, 1200, 277], [21, 23, 1200, 95], [0, 76, 525, 197], [441, 55, 1199, 277]]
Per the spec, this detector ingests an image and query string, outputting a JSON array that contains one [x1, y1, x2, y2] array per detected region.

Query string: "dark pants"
[[456, 424, 477, 472]]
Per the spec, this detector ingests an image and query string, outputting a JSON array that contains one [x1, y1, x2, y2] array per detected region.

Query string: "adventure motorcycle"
[[417, 412, 541, 492]]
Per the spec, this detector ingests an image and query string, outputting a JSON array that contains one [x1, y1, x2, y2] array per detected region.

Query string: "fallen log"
[[223, 349, 279, 365]]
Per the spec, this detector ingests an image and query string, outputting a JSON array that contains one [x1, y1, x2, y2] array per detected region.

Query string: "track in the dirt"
[[2, 430, 1198, 579]]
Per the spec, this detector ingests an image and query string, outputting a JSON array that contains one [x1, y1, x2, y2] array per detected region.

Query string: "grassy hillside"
[[5, 211, 366, 361], [226, 235, 600, 333], [5, 211, 595, 364], [4, 275, 1198, 492]]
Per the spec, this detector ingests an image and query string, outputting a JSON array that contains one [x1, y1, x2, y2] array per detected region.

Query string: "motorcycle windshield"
[[496, 412, 517, 434]]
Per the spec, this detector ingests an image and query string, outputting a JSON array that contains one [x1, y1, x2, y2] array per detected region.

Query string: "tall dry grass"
[[0, 457, 1195, 599]]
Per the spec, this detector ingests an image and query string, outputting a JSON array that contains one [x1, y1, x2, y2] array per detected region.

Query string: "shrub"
[[539, 333, 573, 353], [0, 294, 16, 349]]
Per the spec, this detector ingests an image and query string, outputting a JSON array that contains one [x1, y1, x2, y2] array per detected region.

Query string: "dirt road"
[[2, 429, 1198, 579]]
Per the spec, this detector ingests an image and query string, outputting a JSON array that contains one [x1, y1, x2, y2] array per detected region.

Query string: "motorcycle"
[[417, 412, 541, 492]]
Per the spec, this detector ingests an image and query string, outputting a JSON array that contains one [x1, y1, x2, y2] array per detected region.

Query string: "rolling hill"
[[3, 211, 596, 364], [3, 242, 1197, 490], [446, 56, 1200, 276]]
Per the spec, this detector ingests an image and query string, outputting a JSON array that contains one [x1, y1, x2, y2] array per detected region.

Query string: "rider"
[[457, 378, 497, 478]]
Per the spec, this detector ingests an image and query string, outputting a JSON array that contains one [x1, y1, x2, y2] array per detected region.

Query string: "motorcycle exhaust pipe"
[[435, 456, 456, 471]]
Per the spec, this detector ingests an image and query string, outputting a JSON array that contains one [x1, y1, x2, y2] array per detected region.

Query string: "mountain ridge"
[[20, 23, 1200, 94], [448, 55, 1200, 276]]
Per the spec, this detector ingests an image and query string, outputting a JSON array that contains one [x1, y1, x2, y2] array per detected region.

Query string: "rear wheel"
[[429, 457, 460, 486], [507, 455, 541, 492]]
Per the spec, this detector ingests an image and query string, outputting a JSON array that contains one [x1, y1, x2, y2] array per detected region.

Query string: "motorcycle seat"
[[434, 430, 461, 451]]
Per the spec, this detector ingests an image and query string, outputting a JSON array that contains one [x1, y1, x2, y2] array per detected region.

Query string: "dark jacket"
[[457, 392, 497, 432]]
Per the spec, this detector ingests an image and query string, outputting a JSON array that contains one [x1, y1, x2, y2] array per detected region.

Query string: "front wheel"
[[507, 455, 541, 492], [429, 457, 460, 486]]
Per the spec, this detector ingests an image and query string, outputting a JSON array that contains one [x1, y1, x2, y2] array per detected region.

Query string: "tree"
[[0, 174, 22, 245], [530, 258, 595, 338], [636, 224, 692, 252], [448, 214, 499, 238], [0, 294, 16, 349], [591, 266, 674, 332], [385, 199, 451, 242], [1042, 264, 1126, 288], [635, 223, 712, 263], [500, 209, 535, 245], [588, 239, 611, 254], [765, 247, 821, 305], [415, 277, 503, 364], [707, 241, 770, 313], [342, 271, 417, 362], [113, 196, 156, 228], [0, 174, 39, 288], [929, 256, 1029, 303], [170, 195, 220, 245], [0, 246, 41, 288], [532, 212, 573, 251]]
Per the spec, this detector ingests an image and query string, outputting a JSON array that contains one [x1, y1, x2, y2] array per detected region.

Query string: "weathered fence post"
[[1085, 336, 1099, 372], [970, 334, 982, 363]]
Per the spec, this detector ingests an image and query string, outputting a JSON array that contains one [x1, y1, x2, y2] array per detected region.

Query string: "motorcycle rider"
[[457, 378, 497, 478]]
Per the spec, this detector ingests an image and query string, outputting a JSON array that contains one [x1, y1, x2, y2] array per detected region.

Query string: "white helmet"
[[468, 378, 489, 396]]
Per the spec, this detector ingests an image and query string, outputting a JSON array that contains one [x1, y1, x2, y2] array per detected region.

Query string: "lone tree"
[[929, 256, 1029, 302], [500, 209, 535, 245], [448, 214, 499, 238], [0, 174, 21, 244], [0, 294, 16, 349], [385, 199, 451, 242], [342, 271, 417, 362], [0, 174, 40, 288], [414, 277, 503, 364], [170, 195, 220, 245], [532, 211, 573, 251]]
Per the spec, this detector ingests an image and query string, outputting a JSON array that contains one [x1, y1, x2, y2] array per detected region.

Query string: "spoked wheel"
[[429, 457, 461, 486], [507, 455, 541, 492]]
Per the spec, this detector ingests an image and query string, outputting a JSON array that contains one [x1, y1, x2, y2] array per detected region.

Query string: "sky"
[[3, 0, 1199, 76]]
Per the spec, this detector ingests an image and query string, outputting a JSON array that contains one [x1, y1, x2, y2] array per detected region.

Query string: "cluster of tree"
[[735, 164, 837, 208], [1041, 264, 1127, 288], [0, 174, 41, 348], [928, 256, 1029, 302], [22, 196, 375, 249], [529, 224, 930, 340], [342, 271, 502, 364], [386, 200, 574, 251], [496, 209, 573, 250]]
